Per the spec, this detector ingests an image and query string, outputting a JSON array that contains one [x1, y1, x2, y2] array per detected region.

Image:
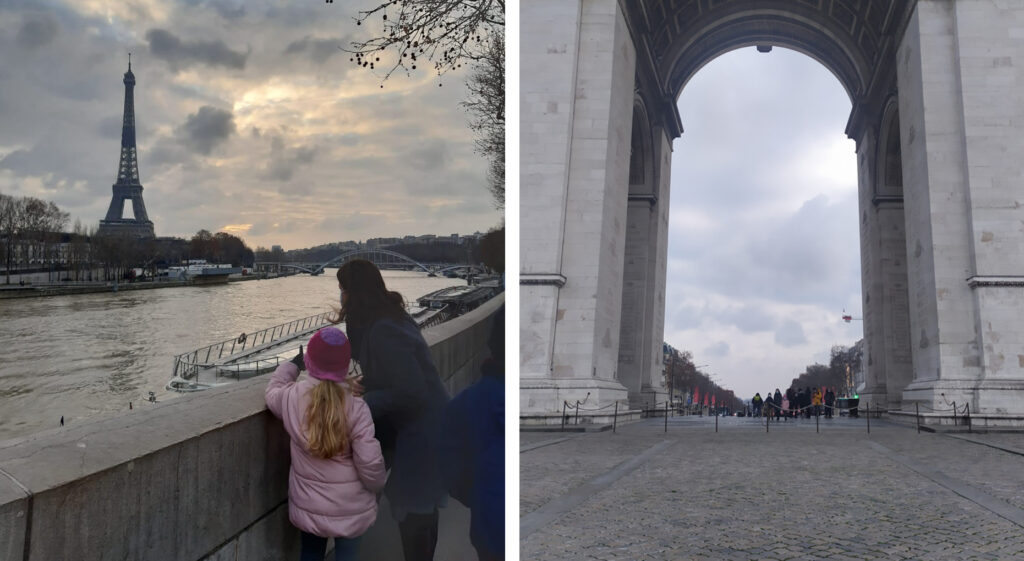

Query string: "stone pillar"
[[896, 0, 1024, 415], [618, 125, 675, 407], [520, 0, 637, 415], [858, 111, 914, 411], [947, 0, 1024, 414]]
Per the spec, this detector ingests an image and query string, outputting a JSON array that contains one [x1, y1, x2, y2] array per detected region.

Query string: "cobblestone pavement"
[[520, 416, 1024, 560]]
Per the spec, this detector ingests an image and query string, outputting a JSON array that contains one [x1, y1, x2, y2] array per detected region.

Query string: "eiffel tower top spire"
[[116, 54, 139, 186]]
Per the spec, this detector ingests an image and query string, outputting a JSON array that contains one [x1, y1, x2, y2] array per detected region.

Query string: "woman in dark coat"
[[336, 259, 449, 561]]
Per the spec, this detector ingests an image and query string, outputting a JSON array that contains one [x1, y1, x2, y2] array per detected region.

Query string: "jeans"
[[299, 531, 362, 561]]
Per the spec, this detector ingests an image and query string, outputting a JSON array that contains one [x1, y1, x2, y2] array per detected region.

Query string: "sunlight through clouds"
[[0, 0, 500, 250]]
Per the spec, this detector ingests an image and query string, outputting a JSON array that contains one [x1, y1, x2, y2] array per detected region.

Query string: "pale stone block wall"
[[520, 0, 583, 380], [897, 0, 980, 390], [952, 0, 1024, 391], [556, 0, 636, 383]]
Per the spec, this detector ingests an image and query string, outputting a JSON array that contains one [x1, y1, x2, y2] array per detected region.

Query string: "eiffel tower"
[[98, 55, 155, 238]]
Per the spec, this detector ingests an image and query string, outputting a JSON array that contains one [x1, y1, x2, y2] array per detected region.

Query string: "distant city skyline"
[[269, 230, 486, 253], [0, 0, 502, 250]]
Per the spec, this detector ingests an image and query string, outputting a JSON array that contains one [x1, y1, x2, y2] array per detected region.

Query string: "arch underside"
[[633, 0, 910, 102], [667, 16, 865, 101]]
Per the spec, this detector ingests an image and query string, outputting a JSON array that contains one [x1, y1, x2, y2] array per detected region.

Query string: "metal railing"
[[172, 311, 332, 380]]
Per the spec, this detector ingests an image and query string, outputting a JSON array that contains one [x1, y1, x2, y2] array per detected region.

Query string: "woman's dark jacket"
[[354, 314, 449, 518]]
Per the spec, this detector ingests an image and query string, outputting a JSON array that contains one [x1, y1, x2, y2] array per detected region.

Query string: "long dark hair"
[[335, 259, 406, 328]]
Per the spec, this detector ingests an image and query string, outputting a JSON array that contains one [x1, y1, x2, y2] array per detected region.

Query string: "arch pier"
[[522, 0, 1024, 426]]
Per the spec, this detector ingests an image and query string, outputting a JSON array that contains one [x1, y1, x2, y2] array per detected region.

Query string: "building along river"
[[0, 270, 462, 441]]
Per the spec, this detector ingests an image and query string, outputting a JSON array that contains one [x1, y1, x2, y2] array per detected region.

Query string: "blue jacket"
[[440, 359, 504, 556], [357, 315, 449, 519]]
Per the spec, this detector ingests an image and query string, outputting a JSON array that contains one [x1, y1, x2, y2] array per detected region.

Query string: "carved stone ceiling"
[[632, 0, 913, 99]]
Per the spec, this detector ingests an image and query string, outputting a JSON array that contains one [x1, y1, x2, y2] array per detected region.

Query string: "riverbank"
[[0, 272, 284, 299]]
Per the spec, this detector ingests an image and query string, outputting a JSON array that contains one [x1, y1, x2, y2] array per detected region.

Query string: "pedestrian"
[[764, 393, 775, 421], [752, 392, 763, 417], [785, 387, 796, 418], [824, 387, 836, 418], [265, 328, 386, 561], [780, 395, 790, 421], [812, 388, 823, 417], [336, 259, 449, 561], [59, 415, 64, 427], [440, 307, 505, 561]]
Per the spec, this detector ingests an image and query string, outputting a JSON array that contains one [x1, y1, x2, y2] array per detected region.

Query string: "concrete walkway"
[[521, 415, 1024, 560]]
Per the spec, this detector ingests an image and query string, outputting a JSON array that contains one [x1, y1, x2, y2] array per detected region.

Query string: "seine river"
[[0, 270, 460, 441]]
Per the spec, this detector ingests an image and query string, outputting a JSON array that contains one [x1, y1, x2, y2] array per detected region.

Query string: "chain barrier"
[[556, 396, 979, 435]]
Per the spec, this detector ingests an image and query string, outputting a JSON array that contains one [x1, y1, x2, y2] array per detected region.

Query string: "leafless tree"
[[462, 33, 504, 208], [336, 1, 505, 208], [341, 0, 504, 81]]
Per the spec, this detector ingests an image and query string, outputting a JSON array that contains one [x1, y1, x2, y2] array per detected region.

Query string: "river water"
[[0, 270, 461, 441]]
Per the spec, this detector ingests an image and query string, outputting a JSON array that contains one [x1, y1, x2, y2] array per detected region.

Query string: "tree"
[[0, 193, 16, 284], [463, 33, 504, 208], [189, 230, 254, 267], [338, 1, 505, 207], [478, 226, 503, 273], [342, 0, 504, 81]]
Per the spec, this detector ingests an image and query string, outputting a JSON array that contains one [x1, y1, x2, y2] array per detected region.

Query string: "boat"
[[166, 260, 242, 285], [166, 376, 227, 393]]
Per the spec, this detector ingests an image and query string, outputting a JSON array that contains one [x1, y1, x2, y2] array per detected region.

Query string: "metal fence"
[[172, 311, 332, 380], [557, 399, 976, 435]]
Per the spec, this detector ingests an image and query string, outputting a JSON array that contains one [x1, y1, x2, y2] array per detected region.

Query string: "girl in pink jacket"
[[266, 327, 387, 561]]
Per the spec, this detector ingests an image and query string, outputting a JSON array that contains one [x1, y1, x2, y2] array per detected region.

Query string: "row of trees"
[[664, 346, 745, 412], [0, 192, 70, 283], [254, 225, 504, 273], [788, 343, 863, 397], [188, 230, 254, 267], [2, 191, 256, 283]]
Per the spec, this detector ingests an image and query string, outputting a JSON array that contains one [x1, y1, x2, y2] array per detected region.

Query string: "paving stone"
[[521, 416, 1024, 560]]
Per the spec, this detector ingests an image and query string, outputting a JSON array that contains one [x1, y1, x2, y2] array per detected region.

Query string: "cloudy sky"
[[666, 47, 863, 401], [0, 0, 502, 250]]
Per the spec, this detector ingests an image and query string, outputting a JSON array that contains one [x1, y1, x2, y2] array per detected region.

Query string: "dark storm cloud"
[[178, 106, 236, 155], [264, 136, 317, 184], [16, 13, 58, 49], [283, 36, 345, 64], [208, 0, 246, 20], [145, 29, 247, 71]]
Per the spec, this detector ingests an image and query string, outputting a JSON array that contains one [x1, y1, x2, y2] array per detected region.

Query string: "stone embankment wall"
[[0, 280, 190, 299], [0, 294, 503, 560]]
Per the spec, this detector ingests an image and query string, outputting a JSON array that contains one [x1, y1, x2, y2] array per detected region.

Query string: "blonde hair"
[[304, 380, 350, 459]]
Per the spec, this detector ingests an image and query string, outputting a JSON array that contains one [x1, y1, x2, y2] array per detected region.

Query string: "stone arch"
[[522, 0, 1024, 424], [643, 0, 909, 102]]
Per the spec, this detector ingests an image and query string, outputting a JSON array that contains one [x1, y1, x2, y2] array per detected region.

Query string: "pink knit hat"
[[304, 327, 351, 383]]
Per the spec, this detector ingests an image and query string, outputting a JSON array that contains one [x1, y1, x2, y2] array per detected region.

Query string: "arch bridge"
[[522, 0, 1024, 423], [313, 249, 432, 275]]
